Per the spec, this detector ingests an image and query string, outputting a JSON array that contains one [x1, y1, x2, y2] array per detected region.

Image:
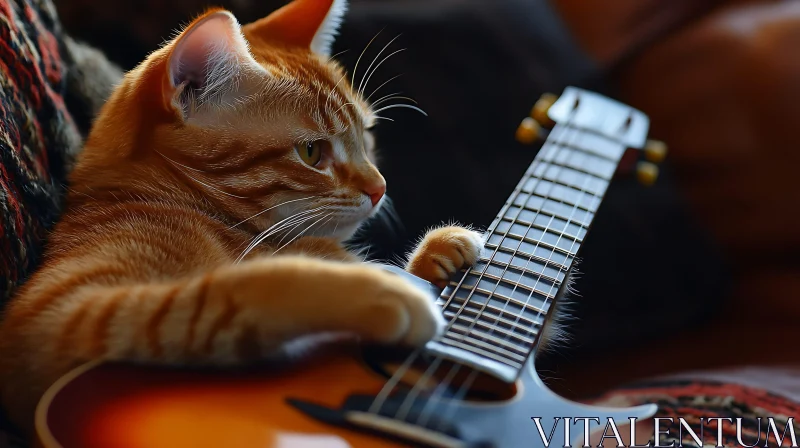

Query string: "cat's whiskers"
[[228, 196, 317, 229], [326, 48, 350, 64], [316, 213, 336, 236], [371, 94, 418, 109], [272, 212, 335, 255], [263, 211, 326, 257], [369, 91, 400, 107], [351, 28, 384, 92], [254, 206, 325, 243], [357, 35, 402, 98], [334, 101, 356, 116], [325, 73, 348, 115], [373, 103, 428, 117], [365, 74, 402, 103], [367, 89, 422, 117], [236, 206, 328, 263], [271, 208, 330, 250], [359, 47, 405, 100]]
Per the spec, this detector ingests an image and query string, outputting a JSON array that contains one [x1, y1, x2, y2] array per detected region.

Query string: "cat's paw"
[[406, 226, 483, 289], [351, 269, 445, 347]]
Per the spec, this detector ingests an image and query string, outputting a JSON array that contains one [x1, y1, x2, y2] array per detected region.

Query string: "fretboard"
[[424, 91, 647, 383]]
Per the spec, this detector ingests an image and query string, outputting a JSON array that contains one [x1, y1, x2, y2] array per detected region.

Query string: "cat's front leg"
[[216, 257, 446, 348], [406, 226, 484, 289], [0, 256, 445, 433]]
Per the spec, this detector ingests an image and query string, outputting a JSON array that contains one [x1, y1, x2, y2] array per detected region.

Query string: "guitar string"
[[432, 99, 581, 349], [455, 122, 587, 346], [422, 121, 590, 431], [469, 123, 595, 356], [369, 100, 581, 420], [367, 98, 581, 420], [403, 122, 583, 426], [429, 115, 633, 432], [480, 125, 622, 355]]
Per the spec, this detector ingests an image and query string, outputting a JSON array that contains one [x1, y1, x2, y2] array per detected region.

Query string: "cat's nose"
[[364, 183, 386, 207]]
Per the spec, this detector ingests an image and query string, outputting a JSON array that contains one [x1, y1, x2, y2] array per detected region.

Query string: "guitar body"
[[36, 346, 655, 448]]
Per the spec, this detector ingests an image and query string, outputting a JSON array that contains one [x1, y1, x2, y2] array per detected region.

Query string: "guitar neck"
[[425, 88, 650, 383]]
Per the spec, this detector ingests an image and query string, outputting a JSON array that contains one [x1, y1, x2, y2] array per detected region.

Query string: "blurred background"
[[53, 0, 800, 397]]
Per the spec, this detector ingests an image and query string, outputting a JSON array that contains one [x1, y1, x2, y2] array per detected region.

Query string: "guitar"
[[35, 88, 663, 448]]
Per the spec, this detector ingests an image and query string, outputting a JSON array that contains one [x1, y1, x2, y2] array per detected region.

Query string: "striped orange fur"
[[0, 0, 483, 435]]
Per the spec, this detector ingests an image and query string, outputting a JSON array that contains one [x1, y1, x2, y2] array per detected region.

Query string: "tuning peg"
[[644, 139, 668, 163], [516, 117, 543, 145], [636, 161, 660, 186], [531, 93, 558, 127]]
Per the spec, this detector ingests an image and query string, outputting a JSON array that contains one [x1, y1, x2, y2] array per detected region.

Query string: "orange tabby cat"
[[0, 0, 483, 434]]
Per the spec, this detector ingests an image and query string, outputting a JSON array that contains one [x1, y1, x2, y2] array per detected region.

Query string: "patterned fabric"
[[0, 0, 84, 445], [592, 379, 800, 447], [0, 0, 81, 305]]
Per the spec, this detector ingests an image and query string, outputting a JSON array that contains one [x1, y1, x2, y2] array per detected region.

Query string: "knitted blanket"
[[0, 0, 81, 305]]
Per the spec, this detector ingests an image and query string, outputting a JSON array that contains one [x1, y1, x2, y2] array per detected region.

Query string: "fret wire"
[[443, 279, 553, 325], [442, 311, 541, 340], [482, 124, 624, 362], [444, 316, 535, 344], [452, 124, 583, 347], [437, 131, 567, 313], [537, 154, 611, 182], [488, 228, 580, 257], [516, 186, 600, 215], [454, 280, 555, 314], [370, 98, 636, 422], [529, 161, 608, 197], [444, 324, 531, 355], [503, 201, 591, 230], [522, 177, 604, 209], [435, 108, 605, 380], [481, 243, 570, 271], [483, 283, 552, 309], [437, 339, 522, 368], [433, 119, 620, 425], [498, 215, 584, 245], [550, 122, 632, 155], [475, 122, 615, 243], [470, 262, 563, 291], [512, 192, 596, 224], [442, 124, 617, 354], [538, 134, 619, 180], [439, 337, 526, 364], [438, 124, 589, 312], [448, 281, 553, 309], [441, 300, 542, 330], [371, 99, 639, 429], [546, 124, 627, 162], [559, 140, 618, 162]]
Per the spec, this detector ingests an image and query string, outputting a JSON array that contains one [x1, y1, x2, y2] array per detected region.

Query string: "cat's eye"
[[296, 140, 325, 167]]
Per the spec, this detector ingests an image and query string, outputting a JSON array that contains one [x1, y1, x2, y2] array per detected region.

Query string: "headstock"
[[515, 89, 668, 186]]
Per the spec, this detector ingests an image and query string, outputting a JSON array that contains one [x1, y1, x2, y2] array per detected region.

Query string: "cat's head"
[[83, 0, 394, 242]]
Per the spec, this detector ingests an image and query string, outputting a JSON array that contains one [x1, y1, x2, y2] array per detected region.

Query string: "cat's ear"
[[167, 10, 264, 118], [243, 0, 348, 57]]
